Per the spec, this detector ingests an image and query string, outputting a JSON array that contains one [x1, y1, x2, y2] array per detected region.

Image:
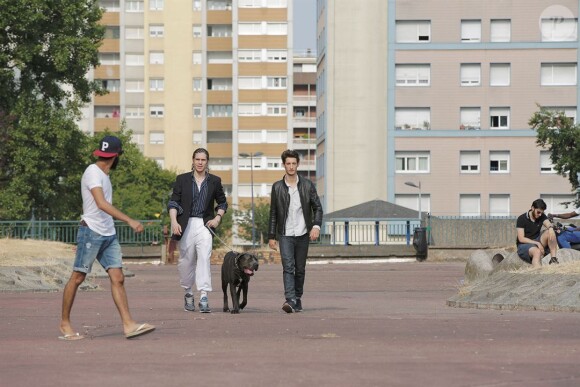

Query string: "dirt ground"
[[0, 238, 75, 266]]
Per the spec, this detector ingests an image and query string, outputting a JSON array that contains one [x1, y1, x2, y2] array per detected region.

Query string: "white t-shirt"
[[81, 164, 116, 236]]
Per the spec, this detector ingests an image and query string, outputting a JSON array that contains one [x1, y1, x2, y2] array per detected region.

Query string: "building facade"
[[318, 0, 579, 216], [90, 0, 293, 210]]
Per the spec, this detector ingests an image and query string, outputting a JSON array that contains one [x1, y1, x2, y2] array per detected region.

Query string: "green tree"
[[529, 106, 580, 204], [0, 0, 104, 220], [234, 198, 270, 245], [213, 208, 233, 249]]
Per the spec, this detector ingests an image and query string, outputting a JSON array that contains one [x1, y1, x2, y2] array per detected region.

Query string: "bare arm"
[[548, 210, 578, 219]]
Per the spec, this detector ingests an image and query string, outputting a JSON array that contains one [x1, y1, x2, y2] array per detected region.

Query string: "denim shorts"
[[73, 226, 122, 273]]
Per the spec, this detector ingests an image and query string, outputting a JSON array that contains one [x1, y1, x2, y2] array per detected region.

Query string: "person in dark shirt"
[[516, 199, 558, 267]]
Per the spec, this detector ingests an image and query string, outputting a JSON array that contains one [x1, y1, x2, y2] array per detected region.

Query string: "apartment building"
[[292, 52, 317, 181], [318, 0, 579, 216], [90, 0, 293, 208]]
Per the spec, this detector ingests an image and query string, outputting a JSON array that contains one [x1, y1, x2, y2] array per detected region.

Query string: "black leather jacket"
[[268, 176, 323, 240]]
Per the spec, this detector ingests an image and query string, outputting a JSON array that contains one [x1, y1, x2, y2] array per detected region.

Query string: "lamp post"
[[239, 152, 263, 248], [404, 181, 422, 222]]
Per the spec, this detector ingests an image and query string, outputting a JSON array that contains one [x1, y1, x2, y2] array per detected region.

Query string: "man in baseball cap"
[[93, 135, 124, 157], [60, 134, 155, 340]]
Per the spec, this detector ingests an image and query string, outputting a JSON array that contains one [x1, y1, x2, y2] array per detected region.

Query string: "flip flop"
[[126, 323, 155, 339], [58, 333, 85, 341]]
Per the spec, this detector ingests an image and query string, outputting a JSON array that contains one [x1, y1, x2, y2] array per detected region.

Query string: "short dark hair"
[[281, 149, 299, 163], [193, 148, 209, 160], [532, 199, 547, 211]]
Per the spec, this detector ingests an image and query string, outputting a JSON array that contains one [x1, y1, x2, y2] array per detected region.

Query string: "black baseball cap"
[[93, 135, 124, 157]]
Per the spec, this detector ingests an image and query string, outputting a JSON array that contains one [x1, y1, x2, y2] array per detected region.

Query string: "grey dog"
[[221, 251, 259, 314]]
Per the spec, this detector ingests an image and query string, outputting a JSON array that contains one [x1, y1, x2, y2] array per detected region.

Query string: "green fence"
[[0, 220, 163, 246]]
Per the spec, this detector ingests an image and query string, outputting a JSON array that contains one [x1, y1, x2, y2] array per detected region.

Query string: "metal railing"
[[0, 220, 163, 246]]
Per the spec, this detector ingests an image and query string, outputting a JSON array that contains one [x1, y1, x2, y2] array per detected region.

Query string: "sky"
[[293, 0, 317, 51]]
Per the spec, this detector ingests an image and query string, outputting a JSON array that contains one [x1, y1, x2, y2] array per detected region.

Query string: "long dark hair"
[[192, 148, 210, 172]]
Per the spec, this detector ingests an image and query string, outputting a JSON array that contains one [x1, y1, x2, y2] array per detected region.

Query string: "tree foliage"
[[234, 199, 271, 245], [0, 0, 105, 220], [529, 106, 580, 201]]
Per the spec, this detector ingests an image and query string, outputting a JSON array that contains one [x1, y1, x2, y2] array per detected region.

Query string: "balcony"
[[293, 95, 316, 107], [292, 116, 316, 129]]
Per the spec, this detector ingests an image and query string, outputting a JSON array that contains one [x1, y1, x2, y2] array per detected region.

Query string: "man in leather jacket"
[[268, 150, 323, 313]]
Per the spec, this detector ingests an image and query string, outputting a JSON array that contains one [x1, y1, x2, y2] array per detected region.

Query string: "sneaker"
[[184, 293, 195, 312], [282, 300, 296, 314], [199, 296, 211, 313], [295, 298, 303, 312], [549, 256, 559, 265]]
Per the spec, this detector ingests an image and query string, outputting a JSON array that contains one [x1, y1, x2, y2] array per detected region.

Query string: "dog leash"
[[206, 226, 236, 252]]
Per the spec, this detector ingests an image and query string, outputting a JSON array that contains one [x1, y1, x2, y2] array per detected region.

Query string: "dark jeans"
[[279, 234, 310, 301]]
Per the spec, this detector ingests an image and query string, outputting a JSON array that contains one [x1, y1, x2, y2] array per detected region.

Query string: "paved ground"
[[1, 261, 579, 387]]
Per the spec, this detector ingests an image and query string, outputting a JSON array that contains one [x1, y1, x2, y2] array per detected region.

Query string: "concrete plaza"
[[1, 261, 579, 386]]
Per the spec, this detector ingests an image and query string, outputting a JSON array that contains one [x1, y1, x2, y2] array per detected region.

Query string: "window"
[[192, 52, 202, 64], [193, 25, 202, 38], [239, 23, 262, 35], [208, 78, 232, 90], [149, 25, 164, 38], [395, 108, 430, 130], [126, 80, 144, 92], [267, 104, 287, 116], [545, 106, 577, 123], [99, 53, 120, 65], [193, 105, 202, 118], [238, 104, 262, 116], [490, 63, 510, 86], [238, 184, 270, 198], [99, 1, 120, 12], [460, 107, 481, 130], [489, 195, 510, 217], [207, 131, 232, 143], [490, 107, 510, 129], [541, 194, 576, 213], [460, 63, 481, 86], [125, 27, 144, 39], [489, 151, 509, 173], [395, 152, 430, 173], [396, 64, 430, 86], [193, 132, 202, 144], [126, 0, 143, 12], [460, 151, 480, 173], [126, 54, 144, 66], [126, 106, 144, 118], [460, 194, 480, 217], [207, 51, 232, 64], [149, 52, 164, 64], [210, 158, 233, 171], [149, 105, 164, 118], [267, 157, 283, 169], [267, 50, 287, 61], [149, 78, 164, 91], [266, 23, 287, 35], [239, 0, 261, 7], [490, 19, 511, 42], [239, 50, 261, 62], [193, 78, 202, 91], [193, 0, 201, 11], [266, 0, 287, 7], [150, 0, 163, 10], [266, 130, 286, 143], [541, 63, 577, 86], [267, 77, 287, 89], [207, 105, 232, 117], [99, 79, 120, 92], [238, 77, 262, 90], [541, 18, 577, 41], [461, 20, 481, 42], [395, 20, 430, 43], [150, 132, 164, 144], [395, 194, 430, 215], [208, 25, 232, 37], [540, 151, 556, 173], [207, 0, 232, 11], [239, 130, 286, 143], [104, 26, 120, 39]]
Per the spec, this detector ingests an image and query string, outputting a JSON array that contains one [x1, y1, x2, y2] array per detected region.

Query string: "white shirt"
[[81, 164, 115, 236], [284, 175, 308, 237]]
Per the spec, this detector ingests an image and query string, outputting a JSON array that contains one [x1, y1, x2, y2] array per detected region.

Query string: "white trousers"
[[177, 217, 213, 292]]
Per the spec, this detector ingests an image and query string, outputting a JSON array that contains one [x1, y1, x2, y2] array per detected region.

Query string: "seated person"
[[554, 224, 580, 249], [516, 199, 559, 267], [549, 208, 580, 249]]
